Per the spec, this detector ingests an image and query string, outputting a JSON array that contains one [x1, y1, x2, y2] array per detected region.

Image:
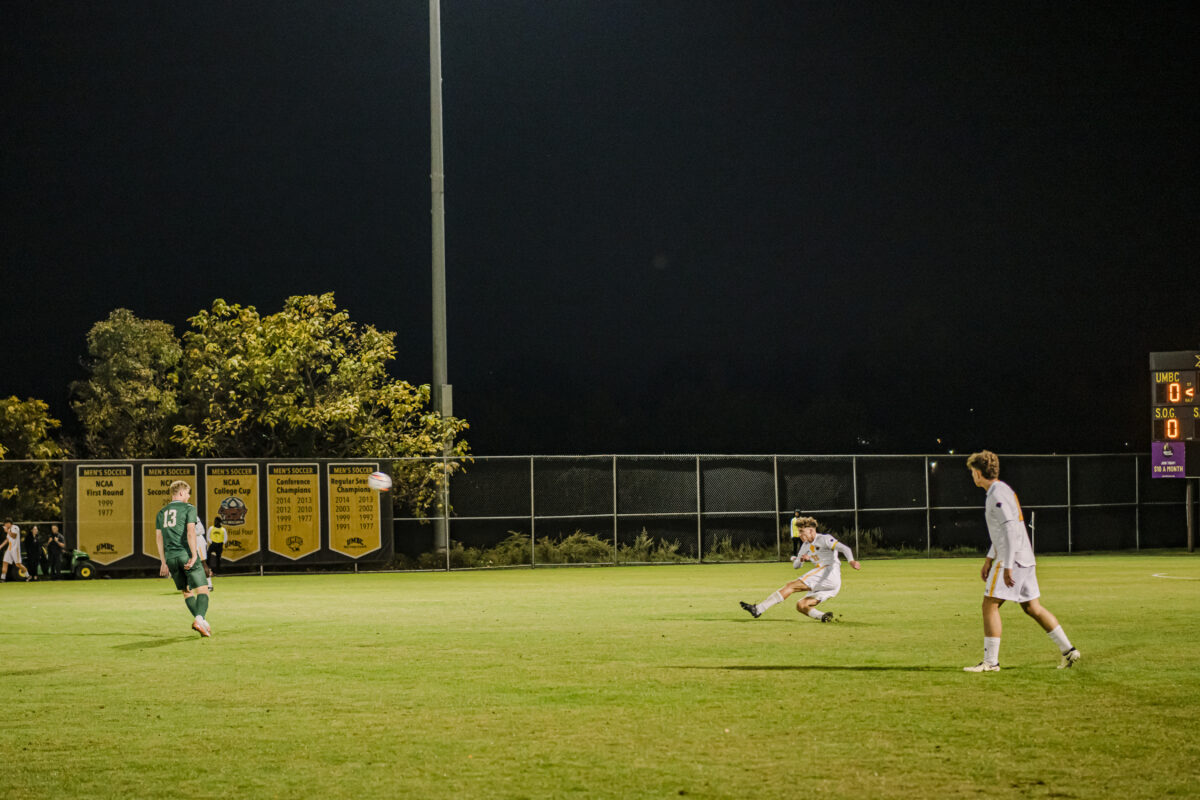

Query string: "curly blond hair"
[[966, 450, 1000, 480], [794, 516, 819, 530]]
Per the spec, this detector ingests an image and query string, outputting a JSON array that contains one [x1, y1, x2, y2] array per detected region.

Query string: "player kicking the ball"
[[740, 516, 861, 622], [963, 450, 1079, 672], [155, 480, 213, 638]]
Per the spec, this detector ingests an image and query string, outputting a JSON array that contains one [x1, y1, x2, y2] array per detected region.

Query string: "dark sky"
[[4, 2, 1198, 455]]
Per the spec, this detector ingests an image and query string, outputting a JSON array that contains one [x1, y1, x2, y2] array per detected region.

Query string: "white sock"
[[758, 591, 784, 613], [207, 578, 213, 588], [806, 608, 825, 621], [195, 614, 204, 623], [984, 637, 1001, 665], [1046, 625, 1073, 654]]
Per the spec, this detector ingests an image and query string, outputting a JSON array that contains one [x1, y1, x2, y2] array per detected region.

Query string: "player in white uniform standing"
[[964, 450, 1080, 672], [740, 516, 861, 622], [193, 518, 214, 592], [1, 520, 29, 582]]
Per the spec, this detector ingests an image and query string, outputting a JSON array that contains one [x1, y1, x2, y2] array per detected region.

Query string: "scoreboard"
[[1150, 350, 1199, 442]]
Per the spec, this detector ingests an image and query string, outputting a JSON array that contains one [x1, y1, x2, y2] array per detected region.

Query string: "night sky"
[[4, 2, 1197, 455]]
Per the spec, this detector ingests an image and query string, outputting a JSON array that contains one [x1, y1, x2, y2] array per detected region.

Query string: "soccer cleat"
[[739, 601, 761, 619], [1057, 647, 1080, 669], [192, 619, 212, 638], [820, 612, 834, 623], [963, 661, 1000, 672]]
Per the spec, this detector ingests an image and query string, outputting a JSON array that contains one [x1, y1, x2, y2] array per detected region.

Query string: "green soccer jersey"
[[156, 500, 199, 557]]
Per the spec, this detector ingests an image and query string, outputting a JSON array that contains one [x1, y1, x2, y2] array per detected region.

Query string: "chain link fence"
[[398, 453, 1197, 569], [0, 454, 1194, 573]]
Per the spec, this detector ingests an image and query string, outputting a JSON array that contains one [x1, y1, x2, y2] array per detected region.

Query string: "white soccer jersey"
[[984, 480, 1036, 568], [798, 533, 851, 569], [194, 521, 208, 559], [3, 530, 21, 564]]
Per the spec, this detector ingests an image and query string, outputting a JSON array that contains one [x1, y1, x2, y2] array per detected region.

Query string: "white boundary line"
[[1151, 573, 1200, 580]]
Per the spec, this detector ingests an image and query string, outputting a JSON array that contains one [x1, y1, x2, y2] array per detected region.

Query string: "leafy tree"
[[0, 396, 67, 520], [173, 293, 469, 516], [70, 309, 183, 458]]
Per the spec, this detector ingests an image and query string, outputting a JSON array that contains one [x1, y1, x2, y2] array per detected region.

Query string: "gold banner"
[[205, 464, 260, 561], [76, 465, 134, 565], [267, 463, 320, 560], [141, 465, 198, 558], [327, 463, 382, 557]]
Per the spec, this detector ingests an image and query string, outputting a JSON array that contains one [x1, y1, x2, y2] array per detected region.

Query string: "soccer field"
[[4, 555, 1199, 799]]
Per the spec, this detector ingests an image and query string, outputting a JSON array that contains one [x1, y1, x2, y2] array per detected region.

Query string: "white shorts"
[[797, 566, 841, 603], [984, 562, 1040, 603], [3, 547, 21, 565]]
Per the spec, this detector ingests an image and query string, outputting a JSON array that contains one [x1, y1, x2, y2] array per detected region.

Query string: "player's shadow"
[[111, 636, 196, 651], [684, 664, 961, 673], [699, 617, 875, 627]]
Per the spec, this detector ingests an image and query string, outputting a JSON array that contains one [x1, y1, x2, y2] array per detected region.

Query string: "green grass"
[[4, 554, 1199, 799]]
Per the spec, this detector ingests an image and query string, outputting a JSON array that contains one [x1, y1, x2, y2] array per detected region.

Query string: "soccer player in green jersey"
[[155, 480, 213, 637]]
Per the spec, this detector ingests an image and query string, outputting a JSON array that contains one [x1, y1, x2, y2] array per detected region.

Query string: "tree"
[[70, 309, 183, 458], [173, 293, 469, 515], [0, 396, 67, 520]]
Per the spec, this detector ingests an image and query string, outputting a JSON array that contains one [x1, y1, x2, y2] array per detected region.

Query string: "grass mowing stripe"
[[2, 554, 1198, 799]]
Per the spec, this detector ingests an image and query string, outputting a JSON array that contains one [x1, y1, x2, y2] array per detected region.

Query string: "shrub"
[[703, 534, 776, 563], [616, 529, 687, 564]]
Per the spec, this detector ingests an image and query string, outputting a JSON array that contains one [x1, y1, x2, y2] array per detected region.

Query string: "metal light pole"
[[430, 0, 451, 555]]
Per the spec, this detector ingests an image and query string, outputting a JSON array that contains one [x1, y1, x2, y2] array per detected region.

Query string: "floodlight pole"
[[430, 0, 451, 556]]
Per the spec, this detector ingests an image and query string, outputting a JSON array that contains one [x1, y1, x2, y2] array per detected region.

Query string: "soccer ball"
[[366, 471, 393, 491]]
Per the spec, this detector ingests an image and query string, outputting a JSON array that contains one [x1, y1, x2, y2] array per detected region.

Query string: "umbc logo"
[[1162, 442, 1175, 458], [286, 536, 303, 552], [218, 496, 248, 526], [345, 537, 366, 549], [226, 540, 246, 552], [95, 542, 117, 554]]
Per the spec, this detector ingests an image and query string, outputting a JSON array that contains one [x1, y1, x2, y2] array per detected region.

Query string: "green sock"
[[197, 593, 209, 617], [185, 595, 198, 616]]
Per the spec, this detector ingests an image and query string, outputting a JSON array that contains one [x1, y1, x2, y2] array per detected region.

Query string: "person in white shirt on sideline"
[[964, 450, 1080, 672], [740, 516, 861, 622]]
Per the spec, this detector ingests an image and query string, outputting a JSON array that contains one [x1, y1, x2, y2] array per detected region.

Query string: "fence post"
[[696, 455, 702, 563], [773, 455, 781, 561], [852, 456, 860, 554], [612, 455, 618, 564], [443, 455, 451, 571], [530, 456, 536, 567], [924, 456, 931, 554], [1134, 455, 1140, 551], [1066, 456, 1073, 553]]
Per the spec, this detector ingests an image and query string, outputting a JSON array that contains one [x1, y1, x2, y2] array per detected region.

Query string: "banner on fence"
[[65, 460, 393, 570]]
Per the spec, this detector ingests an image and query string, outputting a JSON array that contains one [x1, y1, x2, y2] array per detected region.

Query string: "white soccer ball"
[[366, 471, 393, 491]]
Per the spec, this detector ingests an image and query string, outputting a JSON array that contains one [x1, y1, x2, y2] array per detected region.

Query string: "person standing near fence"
[[963, 450, 1080, 672], [24, 525, 43, 581], [154, 480, 213, 637], [789, 510, 804, 557], [207, 516, 227, 575], [45, 525, 66, 580]]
